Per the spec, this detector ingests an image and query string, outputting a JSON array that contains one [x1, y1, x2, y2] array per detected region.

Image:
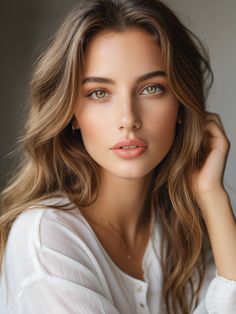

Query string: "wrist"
[[195, 186, 227, 206], [196, 189, 230, 219]]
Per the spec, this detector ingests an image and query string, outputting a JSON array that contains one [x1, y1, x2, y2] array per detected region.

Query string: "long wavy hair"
[[0, 1, 214, 313]]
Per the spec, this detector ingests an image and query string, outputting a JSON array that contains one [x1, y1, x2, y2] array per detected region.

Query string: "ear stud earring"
[[72, 124, 78, 133]]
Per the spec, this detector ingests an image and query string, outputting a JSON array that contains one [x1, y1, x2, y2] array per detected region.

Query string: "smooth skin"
[[74, 28, 179, 247], [74, 28, 236, 281]]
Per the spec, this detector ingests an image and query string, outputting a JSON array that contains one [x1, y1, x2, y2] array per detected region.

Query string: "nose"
[[116, 96, 142, 132]]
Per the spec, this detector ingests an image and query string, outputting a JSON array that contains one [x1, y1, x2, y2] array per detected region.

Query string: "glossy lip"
[[110, 138, 148, 159], [111, 146, 148, 159], [111, 138, 148, 149]]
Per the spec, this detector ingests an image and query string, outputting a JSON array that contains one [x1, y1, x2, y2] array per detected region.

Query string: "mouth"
[[111, 138, 148, 150], [111, 145, 148, 158], [115, 145, 145, 149]]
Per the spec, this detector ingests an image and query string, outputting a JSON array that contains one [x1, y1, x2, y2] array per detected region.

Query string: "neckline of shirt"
[[36, 196, 157, 285], [76, 204, 157, 285]]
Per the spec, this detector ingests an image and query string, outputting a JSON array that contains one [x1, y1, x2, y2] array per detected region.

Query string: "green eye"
[[88, 89, 109, 99], [95, 90, 107, 98], [143, 85, 164, 95], [147, 86, 156, 94]]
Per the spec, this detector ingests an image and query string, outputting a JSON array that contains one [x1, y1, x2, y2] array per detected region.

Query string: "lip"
[[111, 138, 148, 159], [111, 138, 148, 149]]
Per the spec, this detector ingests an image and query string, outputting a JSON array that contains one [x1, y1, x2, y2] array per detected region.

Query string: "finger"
[[205, 112, 227, 136], [205, 112, 222, 123], [206, 117, 224, 133], [205, 120, 230, 153], [206, 120, 226, 138]]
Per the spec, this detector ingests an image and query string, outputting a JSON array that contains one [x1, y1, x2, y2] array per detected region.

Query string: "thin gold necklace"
[[92, 207, 152, 260]]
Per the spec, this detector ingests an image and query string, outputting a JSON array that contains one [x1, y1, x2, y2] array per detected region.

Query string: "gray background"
[[0, 0, 235, 208]]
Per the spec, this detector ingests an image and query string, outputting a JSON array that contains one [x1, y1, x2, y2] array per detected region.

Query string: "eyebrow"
[[81, 70, 166, 85]]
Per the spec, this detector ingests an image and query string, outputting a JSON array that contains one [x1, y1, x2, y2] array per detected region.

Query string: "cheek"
[[75, 108, 107, 143], [145, 104, 178, 136], [144, 103, 179, 154]]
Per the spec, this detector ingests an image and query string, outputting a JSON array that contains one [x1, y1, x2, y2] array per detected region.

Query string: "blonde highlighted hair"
[[0, 1, 213, 313]]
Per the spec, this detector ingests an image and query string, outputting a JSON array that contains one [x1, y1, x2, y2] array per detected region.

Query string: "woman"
[[0, 0, 235, 313]]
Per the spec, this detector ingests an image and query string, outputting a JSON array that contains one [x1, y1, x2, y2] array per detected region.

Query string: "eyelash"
[[86, 84, 165, 101]]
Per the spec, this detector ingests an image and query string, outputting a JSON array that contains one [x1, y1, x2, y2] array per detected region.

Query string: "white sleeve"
[[192, 252, 236, 313], [195, 187, 236, 313], [205, 271, 236, 313], [18, 277, 120, 314], [3, 209, 120, 314]]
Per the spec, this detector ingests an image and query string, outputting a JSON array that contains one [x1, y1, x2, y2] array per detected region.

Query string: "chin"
[[103, 162, 157, 179]]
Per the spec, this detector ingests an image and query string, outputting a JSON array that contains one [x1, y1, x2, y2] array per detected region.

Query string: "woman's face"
[[74, 28, 179, 179]]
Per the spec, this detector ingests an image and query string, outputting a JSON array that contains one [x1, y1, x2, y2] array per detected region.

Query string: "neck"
[[81, 169, 155, 246]]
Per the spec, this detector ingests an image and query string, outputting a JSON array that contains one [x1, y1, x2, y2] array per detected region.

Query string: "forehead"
[[83, 28, 164, 75]]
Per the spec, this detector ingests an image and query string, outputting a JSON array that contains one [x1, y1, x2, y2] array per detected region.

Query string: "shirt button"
[[140, 303, 145, 308], [132, 283, 143, 292], [136, 285, 143, 292]]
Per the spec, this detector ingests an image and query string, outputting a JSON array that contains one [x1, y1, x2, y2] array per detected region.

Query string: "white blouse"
[[0, 196, 236, 314]]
